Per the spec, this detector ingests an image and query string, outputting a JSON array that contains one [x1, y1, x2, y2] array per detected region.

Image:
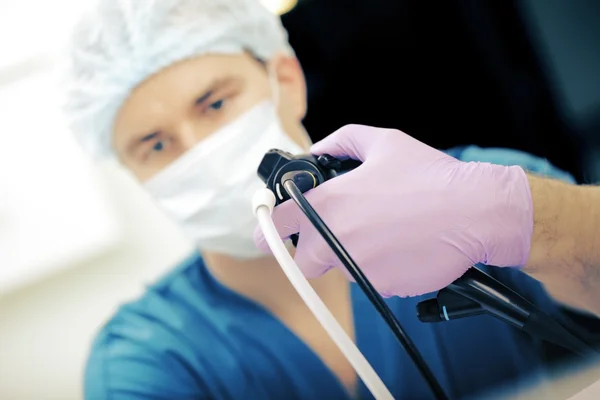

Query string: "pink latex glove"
[[253, 125, 533, 297]]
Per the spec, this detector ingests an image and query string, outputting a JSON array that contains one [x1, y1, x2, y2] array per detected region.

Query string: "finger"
[[253, 197, 304, 252], [310, 124, 381, 161], [293, 235, 333, 279]]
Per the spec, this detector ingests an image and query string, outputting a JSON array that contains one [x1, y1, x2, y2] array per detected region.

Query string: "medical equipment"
[[254, 190, 394, 400], [254, 149, 598, 400], [416, 267, 596, 357], [255, 149, 447, 400]]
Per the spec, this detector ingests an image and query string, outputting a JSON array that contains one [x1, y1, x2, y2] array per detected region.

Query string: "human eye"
[[203, 98, 227, 115], [209, 99, 225, 110], [142, 136, 172, 162], [151, 140, 167, 152]]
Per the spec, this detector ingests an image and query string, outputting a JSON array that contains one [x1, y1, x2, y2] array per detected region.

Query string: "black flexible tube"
[[523, 311, 598, 358], [282, 177, 448, 400]]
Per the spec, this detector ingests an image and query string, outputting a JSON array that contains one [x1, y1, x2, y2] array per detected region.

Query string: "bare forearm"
[[524, 175, 600, 316]]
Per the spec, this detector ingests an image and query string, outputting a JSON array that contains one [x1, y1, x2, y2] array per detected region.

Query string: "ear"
[[268, 52, 307, 121]]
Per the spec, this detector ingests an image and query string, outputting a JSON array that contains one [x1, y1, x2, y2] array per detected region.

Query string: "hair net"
[[62, 0, 294, 160]]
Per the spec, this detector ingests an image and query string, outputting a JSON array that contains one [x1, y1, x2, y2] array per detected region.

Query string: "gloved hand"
[[253, 125, 534, 297]]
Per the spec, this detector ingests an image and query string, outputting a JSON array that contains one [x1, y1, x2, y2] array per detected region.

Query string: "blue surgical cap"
[[62, 0, 294, 160]]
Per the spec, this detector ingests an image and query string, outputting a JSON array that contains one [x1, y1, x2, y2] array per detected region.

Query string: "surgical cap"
[[62, 0, 294, 160]]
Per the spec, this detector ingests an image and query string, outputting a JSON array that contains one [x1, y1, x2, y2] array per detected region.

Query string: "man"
[[64, 0, 594, 398]]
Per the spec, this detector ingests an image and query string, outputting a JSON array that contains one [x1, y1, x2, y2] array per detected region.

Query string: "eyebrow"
[[194, 77, 236, 105]]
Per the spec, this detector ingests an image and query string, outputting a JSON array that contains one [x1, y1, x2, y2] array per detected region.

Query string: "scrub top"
[[84, 146, 581, 400]]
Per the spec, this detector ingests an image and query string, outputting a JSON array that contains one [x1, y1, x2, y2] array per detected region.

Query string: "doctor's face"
[[112, 53, 309, 182]]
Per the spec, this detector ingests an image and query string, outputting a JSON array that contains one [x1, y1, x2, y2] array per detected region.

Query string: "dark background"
[[282, 0, 600, 184], [282, 0, 600, 393]]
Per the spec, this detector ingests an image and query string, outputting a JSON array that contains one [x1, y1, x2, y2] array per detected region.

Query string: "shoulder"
[[84, 252, 217, 399], [85, 327, 206, 399], [445, 145, 576, 183]]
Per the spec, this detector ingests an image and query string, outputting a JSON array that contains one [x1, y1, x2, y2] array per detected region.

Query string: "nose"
[[177, 120, 200, 152]]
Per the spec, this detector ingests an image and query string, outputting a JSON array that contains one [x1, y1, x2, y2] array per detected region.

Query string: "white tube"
[[253, 188, 394, 400]]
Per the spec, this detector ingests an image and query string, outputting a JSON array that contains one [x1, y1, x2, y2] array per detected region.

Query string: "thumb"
[[310, 124, 378, 161], [253, 198, 305, 252]]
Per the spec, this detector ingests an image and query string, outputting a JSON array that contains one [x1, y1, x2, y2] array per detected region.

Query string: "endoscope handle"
[[257, 149, 362, 204], [256, 149, 362, 247], [290, 154, 361, 247]]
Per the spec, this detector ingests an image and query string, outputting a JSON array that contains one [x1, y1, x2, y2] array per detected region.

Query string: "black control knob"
[[317, 154, 342, 170]]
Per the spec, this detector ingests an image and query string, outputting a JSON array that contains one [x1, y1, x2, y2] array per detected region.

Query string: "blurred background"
[[0, 0, 599, 398]]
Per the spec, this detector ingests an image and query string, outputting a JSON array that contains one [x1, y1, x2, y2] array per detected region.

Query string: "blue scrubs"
[[84, 146, 579, 400]]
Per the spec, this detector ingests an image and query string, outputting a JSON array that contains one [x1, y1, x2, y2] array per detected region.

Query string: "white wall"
[[0, 70, 122, 295], [0, 163, 193, 400]]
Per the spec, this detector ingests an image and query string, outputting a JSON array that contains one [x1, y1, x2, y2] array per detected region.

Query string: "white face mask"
[[144, 100, 304, 259]]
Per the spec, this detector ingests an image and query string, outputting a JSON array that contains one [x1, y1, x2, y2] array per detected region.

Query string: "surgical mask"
[[144, 100, 304, 259]]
